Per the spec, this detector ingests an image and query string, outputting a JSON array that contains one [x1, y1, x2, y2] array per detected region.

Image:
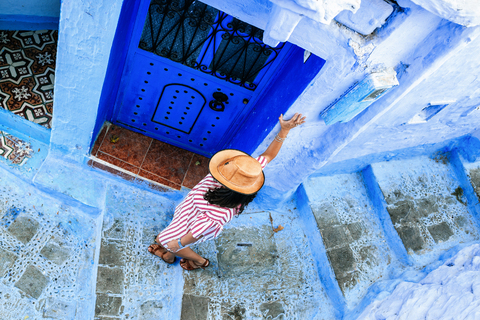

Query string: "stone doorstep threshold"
[[88, 156, 178, 191]]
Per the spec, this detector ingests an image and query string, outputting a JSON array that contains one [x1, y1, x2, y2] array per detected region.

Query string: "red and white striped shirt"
[[158, 156, 268, 248]]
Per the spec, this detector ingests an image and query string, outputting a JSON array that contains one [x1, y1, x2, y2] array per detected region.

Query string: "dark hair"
[[204, 187, 257, 214]]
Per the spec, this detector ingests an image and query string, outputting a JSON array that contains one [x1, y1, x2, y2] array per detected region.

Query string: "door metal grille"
[[138, 0, 285, 90]]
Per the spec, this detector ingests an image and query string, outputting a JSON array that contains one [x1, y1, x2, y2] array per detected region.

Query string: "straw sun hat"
[[209, 149, 265, 195]]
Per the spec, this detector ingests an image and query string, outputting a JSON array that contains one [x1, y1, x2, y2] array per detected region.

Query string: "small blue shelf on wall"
[[321, 69, 399, 125]]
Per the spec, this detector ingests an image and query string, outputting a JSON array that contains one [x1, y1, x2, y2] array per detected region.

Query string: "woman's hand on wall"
[[260, 113, 306, 163], [279, 113, 306, 131]]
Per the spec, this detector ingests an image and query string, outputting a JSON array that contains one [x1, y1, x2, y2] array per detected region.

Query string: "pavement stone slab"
[[328, 246, 355, 278], [103, 218, 126, 240], [304, 173, 393, 306], [7, 215, 40, 244], [464, 161, 480, 201], [216, 226, 278, 278], [14, 265, 49, 299], [181, 294, 210, 320], [221, 303, 247, 320], [99, 239, 126, 267], [95, 293, 123, 317], [372, 156, 480, 265], [428, 221, 454, 243], [139, 299, 164, 320], [40, 236, 71, 265], [0, 247, 17, 276], [96, 266, 125, 294], [259, 301, 285, 319], [42, 297, 77, 319]]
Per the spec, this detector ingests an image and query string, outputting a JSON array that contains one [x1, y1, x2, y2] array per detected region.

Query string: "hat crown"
[[209, 149, 265, 194], [218, 155, 262, 188]]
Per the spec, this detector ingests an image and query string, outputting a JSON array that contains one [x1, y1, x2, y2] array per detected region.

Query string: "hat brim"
[[209, 149, 265, 195]]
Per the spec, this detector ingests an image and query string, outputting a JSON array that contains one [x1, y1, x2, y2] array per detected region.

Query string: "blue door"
[[112, 0, 288, 157]]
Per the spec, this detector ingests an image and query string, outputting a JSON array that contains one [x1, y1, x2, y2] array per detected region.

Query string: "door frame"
[[109, 0, 293, 156]]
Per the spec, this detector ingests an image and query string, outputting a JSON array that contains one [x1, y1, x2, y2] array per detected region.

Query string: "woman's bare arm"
[[162, 232, 202, 252], [260, 113, 306, 163]]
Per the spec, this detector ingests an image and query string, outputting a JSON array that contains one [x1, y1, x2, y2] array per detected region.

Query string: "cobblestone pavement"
[[0, 166, 99, 319], [0, 163, 335, 319], [3, 153, 480, 319]]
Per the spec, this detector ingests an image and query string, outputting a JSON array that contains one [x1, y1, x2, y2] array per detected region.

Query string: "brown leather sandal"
[[180, 258, 210, 271], [148, 244, 175, 264]]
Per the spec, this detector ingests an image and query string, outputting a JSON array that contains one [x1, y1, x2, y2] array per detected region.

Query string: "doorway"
[[111, 0, 290, 157]]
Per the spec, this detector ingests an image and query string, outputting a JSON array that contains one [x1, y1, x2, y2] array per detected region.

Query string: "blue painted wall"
[[0, 0, 60, 30], [49, 0, 124, 161], [229, 46, 326, 154], [257, 16, 480, 195], [92, 0, 141, 147], [4, 0, 476, 202], [0, 0, 60, 17]]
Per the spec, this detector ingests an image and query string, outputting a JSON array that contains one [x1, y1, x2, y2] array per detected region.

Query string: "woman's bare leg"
[[162, 247, 206, 266]]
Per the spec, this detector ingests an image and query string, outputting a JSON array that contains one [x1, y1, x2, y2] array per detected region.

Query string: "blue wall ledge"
[[0, 14, 59, 30]]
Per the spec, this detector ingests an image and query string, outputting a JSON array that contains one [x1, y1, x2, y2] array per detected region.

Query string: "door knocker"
[[209, 92, 228, 112]]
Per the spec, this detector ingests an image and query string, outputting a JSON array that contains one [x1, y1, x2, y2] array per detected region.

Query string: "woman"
[[148, 113, 306, 270]]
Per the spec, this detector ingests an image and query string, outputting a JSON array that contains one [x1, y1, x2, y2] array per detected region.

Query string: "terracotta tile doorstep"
[[88, 159, 137, 182], [138, 169, 181, 190], [97, 124, 152, 167], [96, 152, 140, 175], [91, 125, 110, 157], [141, 139, 193, 185], [183, 154, 210, 189]]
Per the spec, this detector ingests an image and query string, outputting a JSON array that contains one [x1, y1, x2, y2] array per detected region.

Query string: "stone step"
[[94, 183, 183, 320], [96, 184, 337, 319], [180, 209, 337, 319], [298, 173, 395, 309], [371, 155, 480, 266]]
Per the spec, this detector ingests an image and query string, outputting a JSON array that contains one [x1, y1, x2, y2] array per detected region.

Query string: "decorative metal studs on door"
[[151, 84, 206, 134], [139, 0, 285, 90]]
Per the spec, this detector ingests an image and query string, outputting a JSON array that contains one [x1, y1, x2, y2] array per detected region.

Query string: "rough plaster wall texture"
[[411, 0, 480, 27], [367, 2, 444, 69], [335, 0, 394, 36], [269, 0, 360, 25], [50, 0, 123, 160], [472, 128, 480, 141], [33, 156, 107, 209], [201, 0, 271, 30], [202, 0, 356, 60], [0, 0, 60, 17], [331, 23, 480, 164], [253, 5, 442, 193]]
